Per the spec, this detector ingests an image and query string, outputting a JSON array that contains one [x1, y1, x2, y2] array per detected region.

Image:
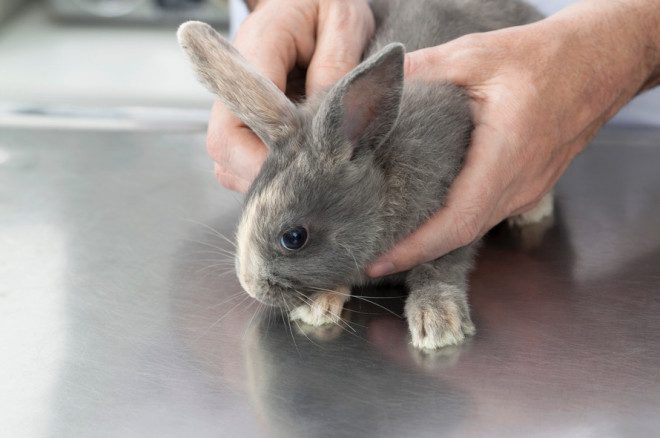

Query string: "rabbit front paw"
[[289, 289, 349, 326], [405, 287, 475, 350]]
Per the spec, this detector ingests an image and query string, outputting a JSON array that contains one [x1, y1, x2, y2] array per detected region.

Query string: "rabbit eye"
[[280, 226, 308, 251]]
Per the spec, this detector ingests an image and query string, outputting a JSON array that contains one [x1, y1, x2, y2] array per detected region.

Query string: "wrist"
[[635, 1, 660, 89], [536, 1, 657, 121], [555, 0, 660, 92]]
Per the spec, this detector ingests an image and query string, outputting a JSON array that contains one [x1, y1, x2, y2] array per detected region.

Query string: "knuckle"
[[404, 49, 435, 79], [403, 54, 417, 78], [456, 32, 483, 49], [324, 0, 375, 34]]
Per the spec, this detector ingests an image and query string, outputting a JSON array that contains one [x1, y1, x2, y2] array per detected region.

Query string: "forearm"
[[521, 0, 658, 134], [546, 0, 659, 92]]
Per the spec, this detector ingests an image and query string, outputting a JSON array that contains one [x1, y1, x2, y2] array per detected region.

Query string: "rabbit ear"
[[313, 43, 404, 158], [177, 21, 298, 145]]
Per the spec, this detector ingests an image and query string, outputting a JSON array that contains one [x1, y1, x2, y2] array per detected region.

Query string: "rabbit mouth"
[[251, 278, 308, 308]]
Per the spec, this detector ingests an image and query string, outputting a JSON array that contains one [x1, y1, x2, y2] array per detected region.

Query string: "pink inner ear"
[[341, 76, 383, 144]]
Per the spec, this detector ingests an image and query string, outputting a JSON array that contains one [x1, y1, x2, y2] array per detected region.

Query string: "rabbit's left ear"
[[177, 21, 298, 145], [313, 43, 404, 159]]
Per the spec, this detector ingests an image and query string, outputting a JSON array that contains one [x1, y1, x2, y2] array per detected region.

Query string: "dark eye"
[[280, 226, 308, 251]]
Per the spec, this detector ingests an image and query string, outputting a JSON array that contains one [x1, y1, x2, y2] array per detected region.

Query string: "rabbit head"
[[178, 22, 404, 307]]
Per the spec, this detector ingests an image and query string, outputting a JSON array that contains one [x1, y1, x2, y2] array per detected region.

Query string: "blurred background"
[[0, 0, 658, 131], [0, 0, 232, 131]]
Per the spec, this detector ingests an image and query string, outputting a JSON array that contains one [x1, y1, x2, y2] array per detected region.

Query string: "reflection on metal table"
[[1, 124, 659, 437]]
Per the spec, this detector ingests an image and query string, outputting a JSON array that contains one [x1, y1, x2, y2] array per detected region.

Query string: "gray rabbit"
[[178, 0, 552, 349]]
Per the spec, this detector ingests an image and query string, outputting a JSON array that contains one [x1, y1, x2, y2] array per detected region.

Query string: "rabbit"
[[177, 0, 550, 349]]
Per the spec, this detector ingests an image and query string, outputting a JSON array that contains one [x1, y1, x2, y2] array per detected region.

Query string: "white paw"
[[508, 191, 554, 227], [289, 289, 349, 326], [406, 299, 475, 350]]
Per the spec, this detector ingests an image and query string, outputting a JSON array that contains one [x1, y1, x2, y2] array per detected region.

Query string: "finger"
[[206, 10, 307, 192], [233, 12, 305, 91], [403, 34, 486, 85], [367, 128, 508, 277], [207, 101, 268, 193], [306, 1, 374, 95]]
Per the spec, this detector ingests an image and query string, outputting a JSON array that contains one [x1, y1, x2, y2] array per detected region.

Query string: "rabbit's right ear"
[[313, 43, 404, 160], [177, 21, 298, 145]]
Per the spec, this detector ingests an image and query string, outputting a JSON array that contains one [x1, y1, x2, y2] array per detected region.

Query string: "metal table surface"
[[1, 124, 659, 438]]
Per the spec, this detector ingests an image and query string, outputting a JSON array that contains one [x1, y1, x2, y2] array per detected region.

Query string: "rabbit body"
[[362, 0, 543, 348], [368, 0, 542, 55], [178, 0, 543, 349]]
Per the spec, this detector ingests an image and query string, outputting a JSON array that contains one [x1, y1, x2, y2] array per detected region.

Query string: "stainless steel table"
[[1, 124, 659, 437]]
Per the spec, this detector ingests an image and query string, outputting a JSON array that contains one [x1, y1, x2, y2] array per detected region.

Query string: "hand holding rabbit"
[[368, 0, 660, 276], [207, 0, 374, 192]]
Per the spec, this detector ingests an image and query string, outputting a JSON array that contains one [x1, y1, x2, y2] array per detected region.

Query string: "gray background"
[[1, 0, 658, 126]]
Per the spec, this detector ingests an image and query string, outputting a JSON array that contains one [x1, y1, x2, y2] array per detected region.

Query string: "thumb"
[[367, 127, 507, 277]]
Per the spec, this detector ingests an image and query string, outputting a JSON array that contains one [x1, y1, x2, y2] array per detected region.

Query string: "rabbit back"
[[369, 0, 543, 55]]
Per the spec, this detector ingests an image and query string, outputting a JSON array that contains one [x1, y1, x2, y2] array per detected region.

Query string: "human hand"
[[367, 0, 660, 277], [207, 0, 374, 192]]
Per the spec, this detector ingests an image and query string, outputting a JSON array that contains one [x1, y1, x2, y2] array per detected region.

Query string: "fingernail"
[[368, 261, 395, 278]]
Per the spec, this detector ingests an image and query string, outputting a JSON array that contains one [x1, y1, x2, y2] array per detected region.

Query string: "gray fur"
[[177, 21, 298, 145], [178, 0, 543, 349]]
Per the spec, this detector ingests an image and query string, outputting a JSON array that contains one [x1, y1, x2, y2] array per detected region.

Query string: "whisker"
[[193, 294, 252, 342], [334, 317, 366, 339], [194, 263, 236, 275], [341, 307, 384, 315], [183, 218, 237, 248], [280, 291, 301, 356], [201, 270, 238, 283], [288, 292, 325, 349], [207, 291, 247, 309], [304, 286, 402, 319], [191, 259, 235, 265], [191, 249, 234, 260], [292, 290, 367, 339], [196, 267, 237, 280], [266, 305, 274, 333], [338, 242, 361, 276], [185, 239, 236, 256], [305, 285, 407, 299], [243, 300, 262, 338]]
